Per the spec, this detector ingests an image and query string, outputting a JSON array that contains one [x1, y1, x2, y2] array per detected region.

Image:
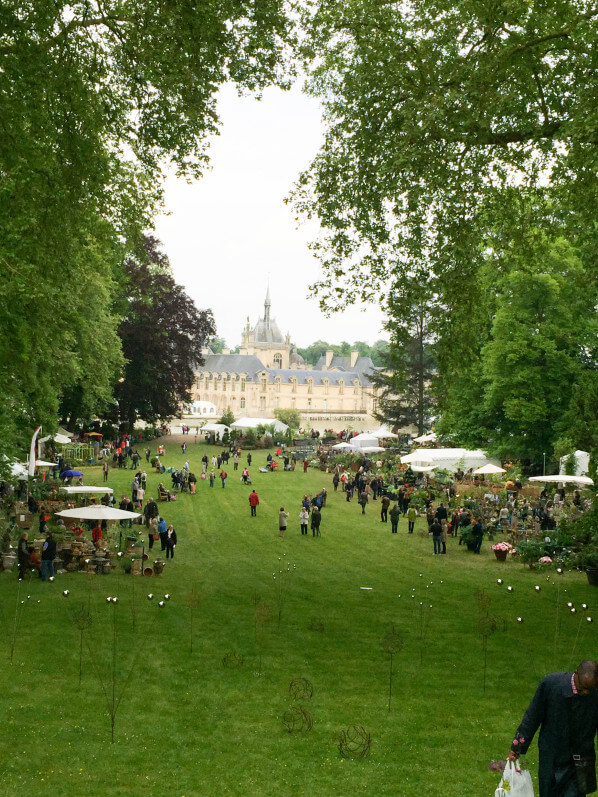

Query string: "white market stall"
[[231, 417, 289, 434], [401, 448, 498, 472], [200, 423, 231, 436], [559, 450, 590, 477], [349, 433, 379, 449]]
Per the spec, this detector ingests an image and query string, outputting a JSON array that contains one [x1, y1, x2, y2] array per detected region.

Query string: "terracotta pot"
[[143, 567, 153, 577], [153, 559, 165, 576]]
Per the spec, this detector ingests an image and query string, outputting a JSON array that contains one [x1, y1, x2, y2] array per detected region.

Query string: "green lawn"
[[0, 438, 595, 796]]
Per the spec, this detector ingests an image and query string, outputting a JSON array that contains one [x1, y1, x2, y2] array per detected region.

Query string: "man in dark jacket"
[[430, 518, 443, 555], [41, 531, 57, 581], [508, 660, 598, 797]]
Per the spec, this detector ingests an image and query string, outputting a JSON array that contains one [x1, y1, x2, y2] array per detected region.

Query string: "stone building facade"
[[187, 291, 381, 432]]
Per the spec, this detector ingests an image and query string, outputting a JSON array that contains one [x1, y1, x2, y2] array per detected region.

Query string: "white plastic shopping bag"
[[495, 760, 535, 796]]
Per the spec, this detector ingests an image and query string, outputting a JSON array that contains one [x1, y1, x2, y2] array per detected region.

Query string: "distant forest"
[[208, 338, 389, 367]]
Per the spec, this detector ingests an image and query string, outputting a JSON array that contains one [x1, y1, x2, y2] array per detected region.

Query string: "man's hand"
[[507, 751, 520, 762]]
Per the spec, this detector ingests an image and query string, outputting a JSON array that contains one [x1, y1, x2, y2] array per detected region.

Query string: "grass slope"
[[0, 438, 595, 796]]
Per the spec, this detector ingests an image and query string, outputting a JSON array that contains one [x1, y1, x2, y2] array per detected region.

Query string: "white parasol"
[[61, 486, 114, 495], [331, 442, 355, 450], [529, 475, 594, 486], [473, 464, 507, 475], [57, 506, 140, 521]]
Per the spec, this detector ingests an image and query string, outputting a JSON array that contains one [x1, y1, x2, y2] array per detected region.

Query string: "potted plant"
[[460, 526, 477, 551], [120, 556, 133, 574], [573, 548, 598, 586], [492, 541, 513, 562], [516, 539, 548, 569]]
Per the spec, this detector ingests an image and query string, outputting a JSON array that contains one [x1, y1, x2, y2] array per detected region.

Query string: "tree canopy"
[[294, 0, 598, 466], [114, 237, 215, 427], [1, 0, 294, 457]]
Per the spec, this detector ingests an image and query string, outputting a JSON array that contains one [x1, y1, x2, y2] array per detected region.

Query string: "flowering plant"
[[538, 556, 553, 564], [492, 542, 513, 552]]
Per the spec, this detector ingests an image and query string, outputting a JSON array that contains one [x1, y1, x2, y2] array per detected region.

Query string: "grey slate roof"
[[313, 355, 379, 385], [199, 353, 375, 386], [200, 353, 265, 376]]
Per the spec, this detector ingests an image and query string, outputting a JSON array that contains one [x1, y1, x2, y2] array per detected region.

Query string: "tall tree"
[[114, 237, 215, 427], [369, 273, 436, 434], [0, 0, 294, 456]]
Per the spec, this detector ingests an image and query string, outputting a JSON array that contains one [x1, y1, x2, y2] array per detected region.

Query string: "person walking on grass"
[[407, 504, 417, 533], [507, 660, 598, 797], [249, 490, 260, 517], [158, 516, 168, 551], [430, 518, 442, 555], [358, 490, 368, 515], [209, 470, 215, 488], [279, 507, 289, 537], [41, 531, 56, 581], [380, 494, 390, 523], [220, 469, 227, 488], [311, 506, 321, 536], [165, 525, 177, 559], [389, 503, 400, 534], [299, 506, 309, 535]]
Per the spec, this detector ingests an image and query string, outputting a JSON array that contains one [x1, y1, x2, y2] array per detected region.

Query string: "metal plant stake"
[[85, 598, 138, 743], [381, 624, 403, 712], [72, 603, 92, 684], [254, 602, 272, 675], [185, 588, 201, 654]]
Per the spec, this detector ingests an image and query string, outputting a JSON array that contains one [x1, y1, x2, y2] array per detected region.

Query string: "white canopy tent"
[[529, 475, 594, 487], [355, 445, 386, 454], [370, 426, 398, 439], [559, 450, 590, 477], [57, 506, 141, 521], [413, 432, 437, 444], [27, 459, 58, 468], [410, 465, 437, 473], [401, 448, 498, 472], [40, 433, 72, 445], [200, 423, 231, 435], [331, 442, 355, 450], [349, 433, 379, 449], [11, 462, 28, 479], [231, 417, 289, 434]]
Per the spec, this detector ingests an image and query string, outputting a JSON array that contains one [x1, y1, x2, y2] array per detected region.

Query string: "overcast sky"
[[153, 82, 387, 350]]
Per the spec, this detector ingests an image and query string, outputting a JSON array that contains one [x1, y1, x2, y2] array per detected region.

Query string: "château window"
[[323, 379, 329, 395], [307, 378, 313, 394], [240, 378, 246, 392], [240, 398, 246, 409], [273, 353, 282, 367], [275, 377, 281, 393], [353, 379, 359, 394], [338, 380, 344, 395], [291, 378, 297, 393], [260, 377, 267, 392], [222, 375, 227, 392]]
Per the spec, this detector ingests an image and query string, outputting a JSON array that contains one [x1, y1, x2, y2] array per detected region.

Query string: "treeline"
[[296, 340, 388, 367]]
